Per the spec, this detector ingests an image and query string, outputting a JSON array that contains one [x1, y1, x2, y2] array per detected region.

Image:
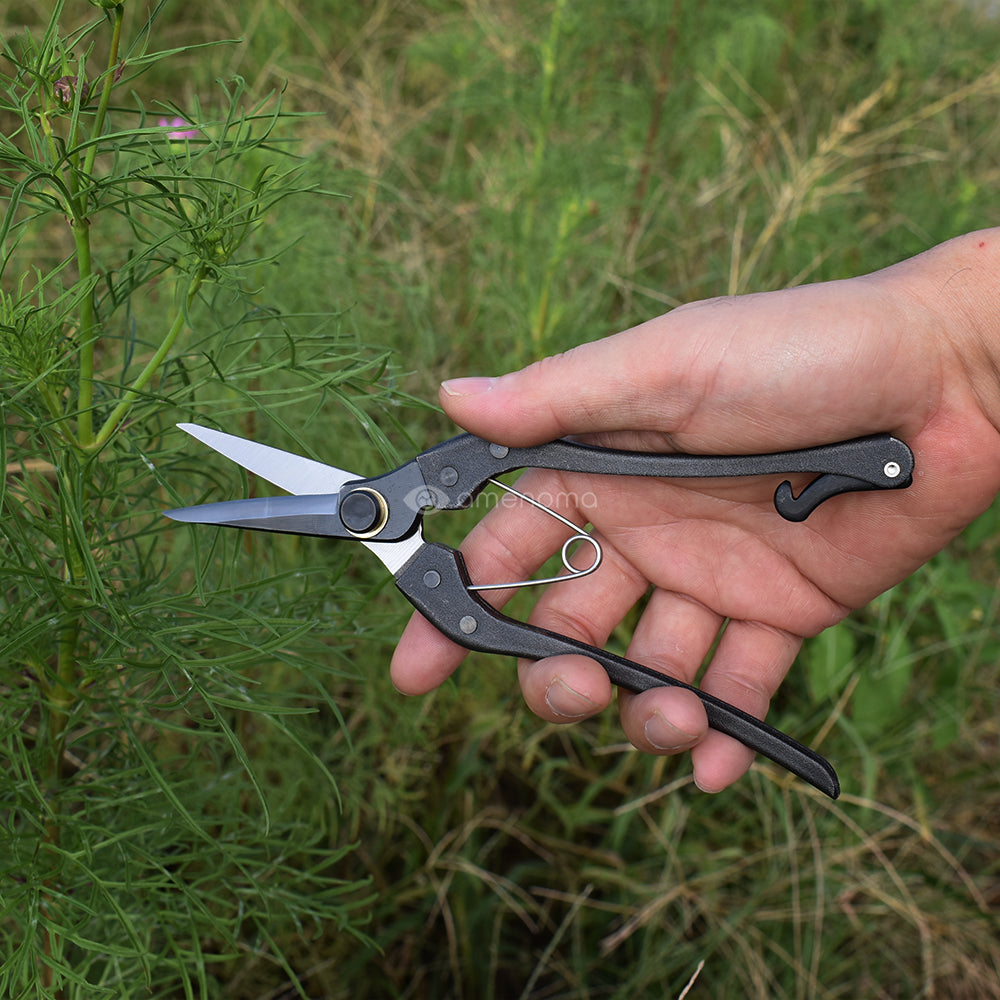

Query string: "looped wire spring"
[[468, 478, 603, 592]]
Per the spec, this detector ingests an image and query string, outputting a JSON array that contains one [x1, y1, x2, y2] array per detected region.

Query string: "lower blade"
[[165, 493, 347, 538]]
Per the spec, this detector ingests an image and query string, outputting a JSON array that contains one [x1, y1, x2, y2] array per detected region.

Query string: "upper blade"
[[177, 423, 360, 495]]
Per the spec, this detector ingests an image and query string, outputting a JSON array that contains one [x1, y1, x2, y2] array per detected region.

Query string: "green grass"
[[3, 0, 1000, 996]]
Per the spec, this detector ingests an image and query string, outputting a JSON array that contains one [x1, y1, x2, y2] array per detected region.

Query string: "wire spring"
[[468, 478, 603, 592]]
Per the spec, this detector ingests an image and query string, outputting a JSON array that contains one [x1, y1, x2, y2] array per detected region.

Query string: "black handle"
[[414, 433, 913, 522], [398, 542, 840, 798]]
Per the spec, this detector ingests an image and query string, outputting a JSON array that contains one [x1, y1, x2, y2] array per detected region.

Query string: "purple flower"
[[158, 116, 199, 141]]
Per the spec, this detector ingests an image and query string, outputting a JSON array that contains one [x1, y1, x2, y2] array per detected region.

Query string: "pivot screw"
[[339, 487, 389, 537], [883, 461, 901, 479]]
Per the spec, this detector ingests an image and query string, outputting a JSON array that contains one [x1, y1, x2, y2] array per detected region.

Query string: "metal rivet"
[[489, 443, 509, 459], [459, 615, 478, 634], [423, 570, 441, 589], [440, 466, 459, 487], [883, 461, 901, 479]]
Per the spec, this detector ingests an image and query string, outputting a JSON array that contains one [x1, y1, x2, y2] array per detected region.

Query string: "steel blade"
[[165, 493, 348, 538], [174, 422, 425, 574], [177, 423, 360, 495]]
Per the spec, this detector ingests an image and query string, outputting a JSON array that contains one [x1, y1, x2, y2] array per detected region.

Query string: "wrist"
[[879, 228, 1000, 431]]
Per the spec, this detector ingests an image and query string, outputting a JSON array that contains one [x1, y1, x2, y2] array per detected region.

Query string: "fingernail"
[[440, 376, 498, 397], [644, 710, 698, 751], [545, 678, 597, 720]]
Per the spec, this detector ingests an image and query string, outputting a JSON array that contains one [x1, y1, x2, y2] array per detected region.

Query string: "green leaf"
[[851, 628, 915, 737], [805, 621, 856, 702]]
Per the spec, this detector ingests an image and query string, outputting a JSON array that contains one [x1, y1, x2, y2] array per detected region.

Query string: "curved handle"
[[414, 433, 913, 523], [398, 542, 840, 799]]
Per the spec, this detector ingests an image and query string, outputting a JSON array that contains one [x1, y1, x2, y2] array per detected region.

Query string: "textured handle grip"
[[398, 542, 840, 798], [414, 433, 912, 523]]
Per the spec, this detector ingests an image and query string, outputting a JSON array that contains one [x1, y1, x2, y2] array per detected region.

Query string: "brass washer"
[[342, 487, 389, 539]]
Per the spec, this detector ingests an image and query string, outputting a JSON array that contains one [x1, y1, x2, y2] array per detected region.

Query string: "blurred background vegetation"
[[3, 0, 1000, 996]]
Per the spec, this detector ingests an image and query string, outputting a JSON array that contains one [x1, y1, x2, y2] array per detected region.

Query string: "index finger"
[[389, 469, 596, 695]]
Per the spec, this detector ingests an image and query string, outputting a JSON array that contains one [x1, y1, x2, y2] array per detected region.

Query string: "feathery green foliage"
[[0, 2, 397, 994]]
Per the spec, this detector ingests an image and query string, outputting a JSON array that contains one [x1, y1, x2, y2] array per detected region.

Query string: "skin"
[[390, 229, 1000, 792]]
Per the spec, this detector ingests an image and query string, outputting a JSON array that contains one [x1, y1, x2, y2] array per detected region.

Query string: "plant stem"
[[92, 270, 206, 449], [74, 218, 98, 447], [47, 617, 81, 789], [41, 466, 89, 1000], [75, 4, 125, 448], [624, 0, 682, 253], [532, 0, 566, 179], [529, 198, 578, 358], [82, 5, 125, 183]]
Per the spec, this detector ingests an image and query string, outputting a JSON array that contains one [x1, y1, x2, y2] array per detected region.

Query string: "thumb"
[[438, 325, 695, 447], [439, 277, 925, 453]]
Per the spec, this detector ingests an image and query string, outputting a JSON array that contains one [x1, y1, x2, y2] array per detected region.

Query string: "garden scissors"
[[165, 422, 915, 800]]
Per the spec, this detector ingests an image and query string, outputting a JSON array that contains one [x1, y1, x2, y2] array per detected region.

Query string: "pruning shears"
[[165, 422, 915, 800]]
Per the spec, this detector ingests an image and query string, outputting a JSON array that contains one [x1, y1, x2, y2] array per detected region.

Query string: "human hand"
[[390, 230, 1000, 792]]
